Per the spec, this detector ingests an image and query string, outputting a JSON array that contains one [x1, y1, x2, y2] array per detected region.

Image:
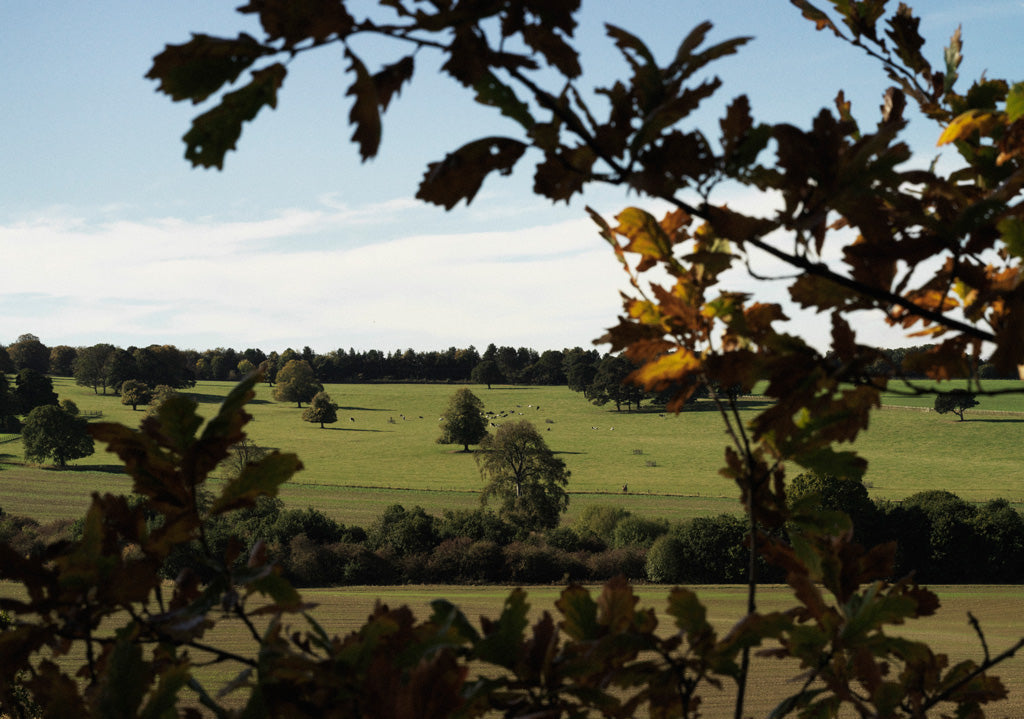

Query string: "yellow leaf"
[[631, 349, 700, 389], [615, 207, 673, 261], [937, 109, 1005, 146], [627, 299, 666, 328]]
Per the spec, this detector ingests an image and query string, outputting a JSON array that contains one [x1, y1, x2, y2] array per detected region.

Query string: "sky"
[[2, 1, 1021, 355]]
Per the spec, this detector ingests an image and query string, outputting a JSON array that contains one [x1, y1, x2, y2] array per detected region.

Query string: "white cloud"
[[0, 203, 630, 351]]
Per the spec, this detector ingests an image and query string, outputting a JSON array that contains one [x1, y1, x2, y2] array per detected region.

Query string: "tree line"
[[4, 333, 1016, 394]]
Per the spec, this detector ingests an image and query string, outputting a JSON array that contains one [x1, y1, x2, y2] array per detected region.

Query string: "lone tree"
[[302, 391, 339, 428], [934, 389, 979, 421], [470, 360, 504, 390], [120, 379, 153, 411], [21, 404, 94, 469], [272, 359, 322, 408], [477, 420, 569, 530], [437, 388, 488, 452]]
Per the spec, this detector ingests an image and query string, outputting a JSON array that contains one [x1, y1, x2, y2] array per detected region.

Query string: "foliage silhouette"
[[2, 1, 1024, 717]]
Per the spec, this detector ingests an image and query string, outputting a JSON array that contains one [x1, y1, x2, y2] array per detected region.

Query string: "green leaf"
[[416, 137, 527, 209], [769, 687, 828, 719], [1006, 82, 1024, 122], [430, 599, 481, 644], [98, 629, 147, 717], [346, 50, 382, 161], [245, 571, 302, 609], [183, 63, 287, 169], [944, 27, 963, 93], [794, 446, 867, 482], [999, 217, 1024, 258], [139, 659, 191, 719], [474, 72, 535, 130], [147, 33, 272, 104], [666, 587, 710, 637], [472, 588, 530, 668], [790, 0, 840, 36], [841, 584, 918, 642], [200, 373, 259, 451], [211, 451, 302, 514], [556, 584, 599, 640], [154, 395, 205, 453]]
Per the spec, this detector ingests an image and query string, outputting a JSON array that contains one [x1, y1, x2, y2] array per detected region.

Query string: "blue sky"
[[2, 1, 1020, 354]]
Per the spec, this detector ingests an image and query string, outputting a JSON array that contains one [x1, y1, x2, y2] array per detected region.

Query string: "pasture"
[[0, 377, 1022, 528]]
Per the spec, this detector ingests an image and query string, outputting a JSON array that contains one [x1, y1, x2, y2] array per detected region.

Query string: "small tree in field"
[[470, 360, 504, 389], [478, 420, 569, 530], [302, 391, 338, 428], [273, 359, 322, 408], [21, 404, 94, 468], [934, 389, 979, 421], [120, 379, 153, 411], [437, 388, 488, 452]]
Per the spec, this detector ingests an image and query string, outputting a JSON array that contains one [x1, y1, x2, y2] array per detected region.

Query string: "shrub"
[[428, 537, 506, 583], [436, 507, 516, 544], [972, 499, 1024, 583], [901, 490, 981, 583], [572, 505, 630, 545], [394, 551, 433, 584], [645, 534, 687, 583], [611, 515, 669, 548], [587, 547, 647, 581], [329, 542, 398, 585], [367, 504, 438, 557], [676, 515, 749, 583], [271, 507, 345, 546], [286, 533, 341, 587], [503, 542, 571, 583], [544, 525, 586, 552]]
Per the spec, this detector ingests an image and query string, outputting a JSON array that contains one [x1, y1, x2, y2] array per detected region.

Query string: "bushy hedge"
[[10, 486, 1024, 586]]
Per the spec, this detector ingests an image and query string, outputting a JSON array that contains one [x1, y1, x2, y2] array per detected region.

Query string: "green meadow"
[[1, 377, 1022, 527]]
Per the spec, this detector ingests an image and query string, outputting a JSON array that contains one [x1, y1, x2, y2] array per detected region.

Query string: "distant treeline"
[[1, 333, 1017, 399]]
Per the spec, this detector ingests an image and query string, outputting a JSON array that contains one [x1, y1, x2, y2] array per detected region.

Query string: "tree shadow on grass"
[[633, 398, 773, 414], [54, 464, 127, 474], [964, 417, 1024, 423], [187, 392, 270, 405], [320, 427, 383, 433], [337, 406, 395, 412]]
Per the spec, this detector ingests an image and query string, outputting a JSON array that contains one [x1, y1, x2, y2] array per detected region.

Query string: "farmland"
[[1, 377, 1022, 527]]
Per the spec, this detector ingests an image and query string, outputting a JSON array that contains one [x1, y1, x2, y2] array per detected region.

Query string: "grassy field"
[[1, 377, 1022, 527], [4, 581, 1019, 716], [2, 380, 1022, 715]]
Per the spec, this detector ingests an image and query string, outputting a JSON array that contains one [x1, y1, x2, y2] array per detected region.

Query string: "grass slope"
[[1, 378, 1022, 526]]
